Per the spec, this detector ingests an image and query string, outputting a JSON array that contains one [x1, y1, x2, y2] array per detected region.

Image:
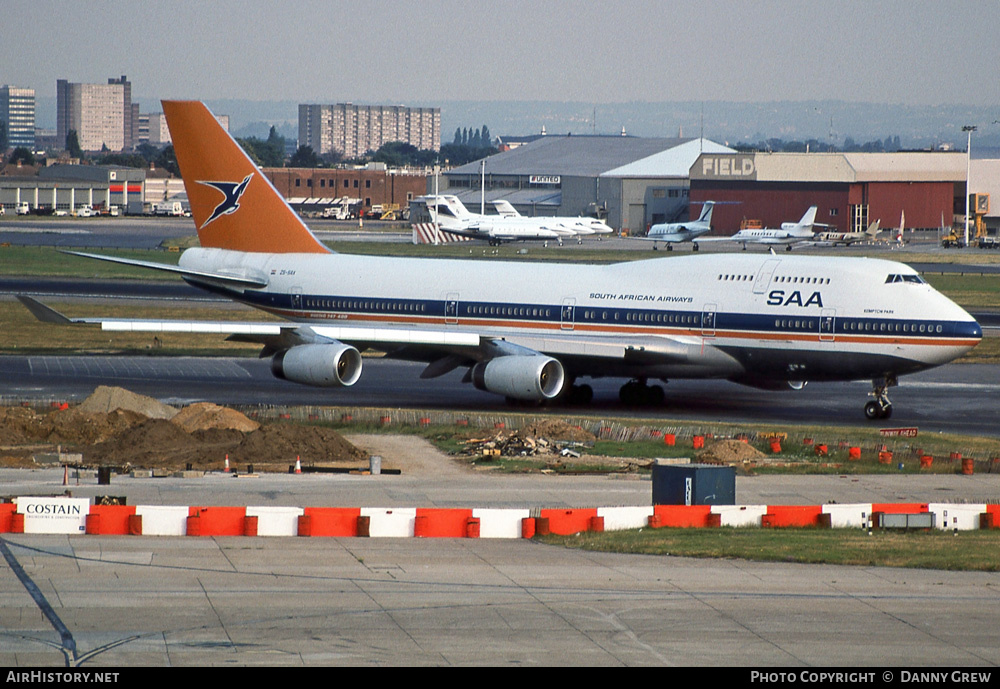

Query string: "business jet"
[[419, 194, 568, 245], [632, 201, 715, 251], [701, 206, 821, 251], [808, 219, 881, 247], [18, 101, 982, 420], [491, 199, 614, 237]]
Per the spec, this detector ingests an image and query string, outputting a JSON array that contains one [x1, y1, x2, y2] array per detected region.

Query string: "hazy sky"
[[4, 0, 998, 107]]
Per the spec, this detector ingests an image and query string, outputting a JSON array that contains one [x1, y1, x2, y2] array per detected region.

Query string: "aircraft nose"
[[954, 318, 983, 341]]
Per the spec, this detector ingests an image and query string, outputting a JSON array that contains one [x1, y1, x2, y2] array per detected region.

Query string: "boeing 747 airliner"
[[19, 101, 982, 420]]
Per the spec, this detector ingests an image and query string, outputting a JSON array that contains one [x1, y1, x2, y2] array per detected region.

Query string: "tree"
[[453, 128, 462, 145], [66, 130, 83, 158], [95, 152, 147, 168], [154, 145, 179, 176], [135, 142, 161, 163], [289, 144, 320, 168], [238, 126, 286, 167], [481, 124, 491, 147], [10, 147, 35, 166]]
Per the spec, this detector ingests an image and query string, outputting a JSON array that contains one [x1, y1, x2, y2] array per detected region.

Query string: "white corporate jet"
[[418, 195, 569, 245], [632, 201, 716, 251], [808, 219, 881, 247], [700, 206, 822, 251], [490, 199, 614, 239]]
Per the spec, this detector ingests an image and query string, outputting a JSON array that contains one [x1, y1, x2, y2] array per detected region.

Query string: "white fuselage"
[[180, 249, 981, 384]]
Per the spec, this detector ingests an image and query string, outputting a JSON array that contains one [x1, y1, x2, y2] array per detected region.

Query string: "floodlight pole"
[[480, 159, 486, 215], [963, 125, 977, 247]]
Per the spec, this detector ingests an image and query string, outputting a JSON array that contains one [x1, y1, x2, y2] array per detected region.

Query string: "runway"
[[2, 355, 999, 435]]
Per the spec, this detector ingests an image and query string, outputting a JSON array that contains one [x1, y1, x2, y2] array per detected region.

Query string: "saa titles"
[[766, 290, 823, 307]]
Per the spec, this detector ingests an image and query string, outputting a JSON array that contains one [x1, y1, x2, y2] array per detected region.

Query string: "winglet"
[[162, 100, 329, 254]]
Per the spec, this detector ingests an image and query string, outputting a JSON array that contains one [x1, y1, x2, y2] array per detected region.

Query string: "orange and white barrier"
[[821, 503, 873, 529], [361, 507, 417, 537], [711, 505, 768, 527], [598, 506, 655, 531], [246, 506, 304, 536], [5, 498, 998, 537], [928, 503, 987, 531], [473, 509, 530, 538], [134, 505, 189, 536]]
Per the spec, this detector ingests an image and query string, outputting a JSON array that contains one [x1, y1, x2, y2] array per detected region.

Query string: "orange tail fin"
[[162, 100, 328, 254]]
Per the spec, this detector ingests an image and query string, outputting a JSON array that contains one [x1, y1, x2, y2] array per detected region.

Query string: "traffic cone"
[[224, 455, 230, 473], [294, 456, 302, 474]]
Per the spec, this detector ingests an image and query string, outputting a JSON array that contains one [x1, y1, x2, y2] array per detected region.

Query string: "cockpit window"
[[885, 274, 926, 284]]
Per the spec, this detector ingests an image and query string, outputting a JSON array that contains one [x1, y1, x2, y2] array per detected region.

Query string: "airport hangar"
[[0, 164, 146, 214], [426, 134, 736, 233], [689, 151, 970, 235]]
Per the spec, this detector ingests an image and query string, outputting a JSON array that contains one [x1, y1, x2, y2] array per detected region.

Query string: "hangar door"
[[628, 204, 646, 235]]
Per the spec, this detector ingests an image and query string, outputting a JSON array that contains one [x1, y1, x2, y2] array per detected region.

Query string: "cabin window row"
[[466, 305, 552, 318], [304, 299, 427, 313], [773, 275, 831, 285], [843, 320, 943, 334]]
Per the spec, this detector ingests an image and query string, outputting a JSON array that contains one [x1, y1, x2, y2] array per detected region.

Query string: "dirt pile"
[[696, 439, 768, 465], [520, 420, 596, 443], [83, 420, 366, 472], [77, 386, 178, 419], [171, 402, 260, 433], [0, 389, 365, 473]]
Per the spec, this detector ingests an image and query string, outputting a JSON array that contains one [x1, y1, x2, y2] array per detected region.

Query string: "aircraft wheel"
[[666, 245, 673, 252], [864, 401, 881, 420], [880, 404, 892, 419], [786, 245, 793, 252], [619, 381, 639, 406], [692, 244, 699, 251], [647, 385, 665, 406], [575, 384, 594, 405]]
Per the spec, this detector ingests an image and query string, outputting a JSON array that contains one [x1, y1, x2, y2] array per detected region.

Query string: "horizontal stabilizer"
[[60, 250, 269, 289]]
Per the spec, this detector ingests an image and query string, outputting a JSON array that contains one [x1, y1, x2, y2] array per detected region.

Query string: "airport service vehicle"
[[19, 101, 982, 420], [75, 206, 94, 217], [15, 202, 30, 215], [153, 201, 184, 217]]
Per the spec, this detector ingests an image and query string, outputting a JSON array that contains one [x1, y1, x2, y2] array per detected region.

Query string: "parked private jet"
[[632, 201, 716, 251]]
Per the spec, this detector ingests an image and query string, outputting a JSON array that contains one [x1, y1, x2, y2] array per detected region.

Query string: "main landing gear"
[[619, 379, 665, 407], [864, 375, 897, 420], [562, 383, 594, 406]]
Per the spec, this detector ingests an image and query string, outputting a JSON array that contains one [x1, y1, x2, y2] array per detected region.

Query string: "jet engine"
[[271, 343, 363, 387], [472, 355, 566, 401]]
